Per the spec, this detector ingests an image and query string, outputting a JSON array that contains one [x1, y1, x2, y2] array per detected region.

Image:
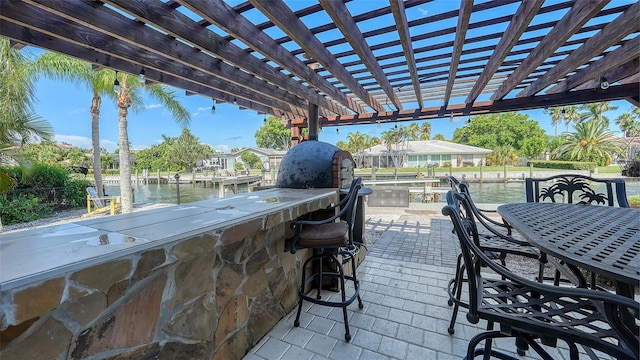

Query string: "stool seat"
[[297, 222, 349, 248]]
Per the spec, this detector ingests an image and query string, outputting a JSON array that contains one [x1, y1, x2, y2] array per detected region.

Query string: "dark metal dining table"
[[497, 202, 640, 299]]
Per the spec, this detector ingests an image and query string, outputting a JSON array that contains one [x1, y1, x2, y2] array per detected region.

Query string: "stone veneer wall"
[[0, 196, 333, 360]]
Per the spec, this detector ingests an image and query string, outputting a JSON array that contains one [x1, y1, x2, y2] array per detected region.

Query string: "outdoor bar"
[[1, 0, 639, 359], [0, 188, 337, 359]]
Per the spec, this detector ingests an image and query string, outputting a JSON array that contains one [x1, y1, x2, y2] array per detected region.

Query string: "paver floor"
[[243, 208, 617, 360]]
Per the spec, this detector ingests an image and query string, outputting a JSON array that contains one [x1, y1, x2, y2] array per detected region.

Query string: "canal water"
[[105, 180, 640, 205]]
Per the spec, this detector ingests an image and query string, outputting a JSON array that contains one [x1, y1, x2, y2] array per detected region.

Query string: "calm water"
[[105, 180, 640, 205]]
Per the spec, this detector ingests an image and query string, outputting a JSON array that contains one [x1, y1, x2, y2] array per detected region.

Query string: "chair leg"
[[294, 255, 311, 327], [448, 262, 467, 334], [348, 252, 364, 309], [449, 254, 463, 306], [464, 329, 520, 360]]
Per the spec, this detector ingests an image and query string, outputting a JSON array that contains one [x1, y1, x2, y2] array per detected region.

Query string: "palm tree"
[[0, 39, 53, 193], [406, 122, 420, 141], [35, 52, 116, 197], [555, 120, 624, 166], [419, 122, 431, 140], [548, 106, 563, 136], [563, 105, 580, 133], [114, 72, 190, 213], [615, 111, 640, 137], [579, 102, 617, 127]]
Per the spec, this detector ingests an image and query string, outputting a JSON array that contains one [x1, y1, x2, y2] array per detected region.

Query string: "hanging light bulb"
[[600, 76, 609, 90], [211, 99, 216, 113], [377, 120, 381, 128], [113, 71, 120, 93], [138, 68, 146, 83], [233, 97, 238, 105], [561, 107, 566, 118], [336, 128, 339, 134], [263, 114, 267, 123], [543, 104, 549, 114]]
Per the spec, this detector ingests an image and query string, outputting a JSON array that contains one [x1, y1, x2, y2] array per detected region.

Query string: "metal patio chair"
[[443, 191, 639, 360], [445, 177, 542, 336]]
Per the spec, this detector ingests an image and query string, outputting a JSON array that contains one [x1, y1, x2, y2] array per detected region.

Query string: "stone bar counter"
[[0, 188, 337, 360]]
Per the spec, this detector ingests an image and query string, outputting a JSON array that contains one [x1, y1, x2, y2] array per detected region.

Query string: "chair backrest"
[[525, 174, 629, 207], [342, 177, 363, 246], [447, 176, 515, 236], [86, 187, 104, 208]]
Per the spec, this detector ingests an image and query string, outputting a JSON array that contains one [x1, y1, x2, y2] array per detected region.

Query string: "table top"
[[497, 203, 640, 286]]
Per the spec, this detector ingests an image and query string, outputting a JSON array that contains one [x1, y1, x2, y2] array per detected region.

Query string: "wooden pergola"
[[2, 0, 639, 138]]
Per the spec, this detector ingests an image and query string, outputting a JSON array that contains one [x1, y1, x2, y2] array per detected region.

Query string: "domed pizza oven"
[[276, 140, 355, 189]]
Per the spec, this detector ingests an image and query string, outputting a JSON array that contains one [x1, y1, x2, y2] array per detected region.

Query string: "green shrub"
[[17, 164, 69, 189], [0, 194, 53, 225], [527, 160, 597, 171], [63, 179, 92, 207], [628, 195, 640, 206]]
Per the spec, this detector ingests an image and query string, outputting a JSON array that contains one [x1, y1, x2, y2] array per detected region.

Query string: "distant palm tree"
[[114, 72, 190, 213], [580, 102, 617, 127], [548, 106, 563, 136], [35, 52, 116, 197], [563, 105, 580, 133], [0, 39, 53, 193], [555, 120, 624, 166], [615, 111, 640, 137], [419, 122, 431, 140], [406, 122, 419, 141]]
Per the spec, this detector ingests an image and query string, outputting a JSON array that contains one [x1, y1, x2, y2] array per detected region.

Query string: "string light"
[[138, 68, 146, 83], [113, 71, 120, 93], [600, 76, 609, 90], [211, 99, 216, 113], [233, 97, 238, 105]]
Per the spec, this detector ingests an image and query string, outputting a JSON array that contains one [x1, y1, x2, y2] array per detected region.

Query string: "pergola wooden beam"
[[389, 0, 422, 108], [465, 0, 543, 104], [492, 0, 610, 100], [0, 10, 296, 115], [290, 83, 639, 127], [546, 36, 640, 94], [517, 1, 639, 98], [249, 0, 385, 113], [101, 0, 326, 115], [174, 0, 360, 116], [23, 0, 305, 112], [0, 20, 296, 117], [575, 58, 640, 92], [444, 0, 473, 108], [320, 0, 401, 111]]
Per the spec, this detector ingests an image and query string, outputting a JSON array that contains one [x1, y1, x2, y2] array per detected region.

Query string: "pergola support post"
[[308, 103, 319, 141]]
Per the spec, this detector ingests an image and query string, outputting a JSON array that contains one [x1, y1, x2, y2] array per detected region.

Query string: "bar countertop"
[[0, 188, 337, 291]]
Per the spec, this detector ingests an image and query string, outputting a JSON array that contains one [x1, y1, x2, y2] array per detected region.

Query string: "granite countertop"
[[0, 188, 336, 291]]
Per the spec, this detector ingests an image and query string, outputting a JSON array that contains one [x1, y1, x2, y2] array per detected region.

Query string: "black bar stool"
[[287, 177, 364, 342]]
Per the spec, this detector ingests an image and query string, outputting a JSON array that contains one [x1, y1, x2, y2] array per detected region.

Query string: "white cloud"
[[54, 134, 119, 152], [145, 103, 162, 109], [418, 7, 428, 16], [192, 106, 210, 117], [211, 144, 231, 153]]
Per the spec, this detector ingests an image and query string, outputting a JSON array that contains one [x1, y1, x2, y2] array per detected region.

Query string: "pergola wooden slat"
[[0, 0, 636, 130]]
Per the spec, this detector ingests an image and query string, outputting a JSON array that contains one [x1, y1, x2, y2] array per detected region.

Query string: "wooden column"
[[308, 103, 319, 141]]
